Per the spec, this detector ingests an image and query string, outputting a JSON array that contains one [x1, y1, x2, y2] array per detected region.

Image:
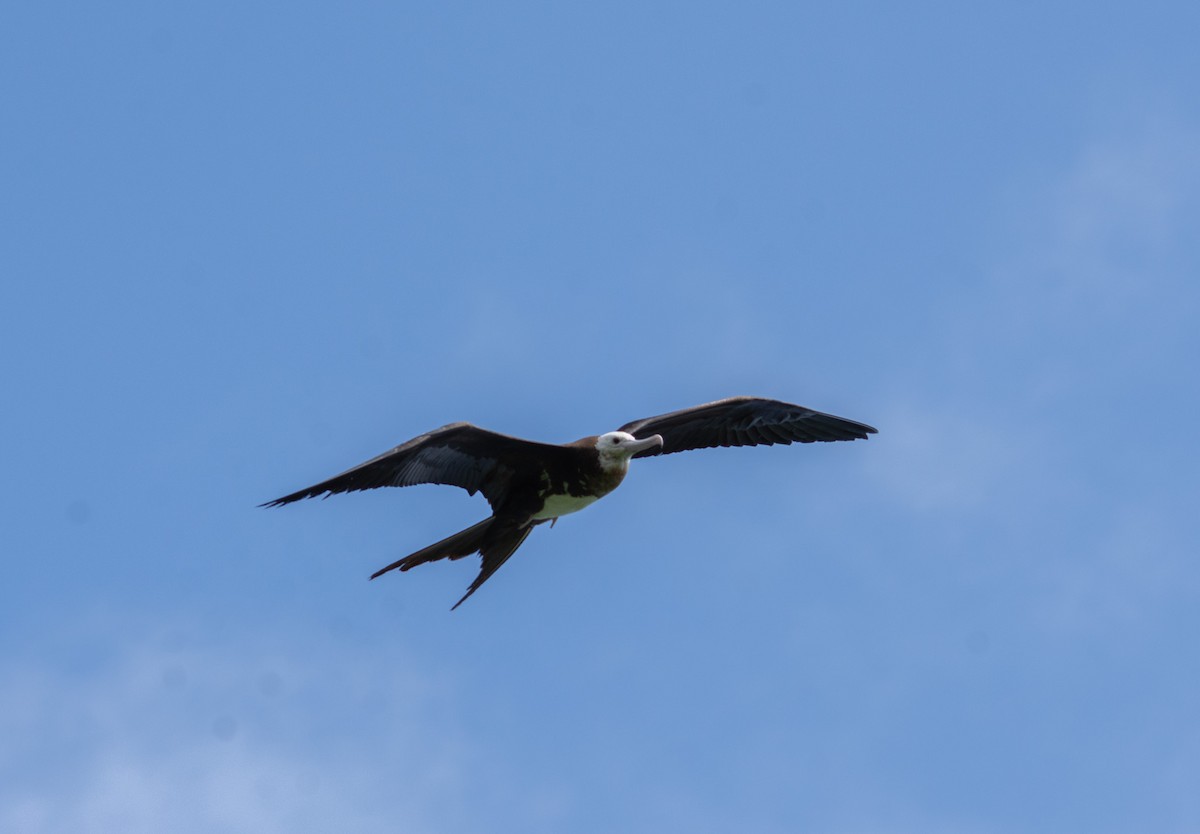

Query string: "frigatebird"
[[263, 397, 876, 609]]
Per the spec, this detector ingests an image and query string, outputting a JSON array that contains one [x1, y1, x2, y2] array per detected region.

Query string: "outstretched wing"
[[261, 422, 565, 511], [618, 397, 877, 458]]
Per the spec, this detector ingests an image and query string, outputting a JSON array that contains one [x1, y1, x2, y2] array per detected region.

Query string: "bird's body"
[[263, 397, 877, 608]]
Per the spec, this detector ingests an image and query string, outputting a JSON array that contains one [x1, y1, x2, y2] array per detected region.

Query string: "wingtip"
[[369, 559, 406, 581], [258, 488, 328, 508], [259, 490, 306, 508]]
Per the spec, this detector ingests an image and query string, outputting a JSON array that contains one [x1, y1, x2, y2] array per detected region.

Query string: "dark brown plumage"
[[263, 397, 876, 608], [619, 396, 876, 456]]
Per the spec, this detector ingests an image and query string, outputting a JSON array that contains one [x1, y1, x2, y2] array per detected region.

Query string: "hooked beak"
[[628, 434, 665, 457]]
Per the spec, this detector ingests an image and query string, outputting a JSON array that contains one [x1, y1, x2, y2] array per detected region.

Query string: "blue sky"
[[3, 2, 1199, 832]]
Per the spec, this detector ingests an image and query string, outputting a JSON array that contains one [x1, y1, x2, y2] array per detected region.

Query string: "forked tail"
[[370, 515, 540, 609], [369, 517, 495, 580]]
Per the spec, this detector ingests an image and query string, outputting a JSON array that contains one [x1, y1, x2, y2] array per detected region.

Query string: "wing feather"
[[261, 422, 566, 510], [618, 397, 877, 458]]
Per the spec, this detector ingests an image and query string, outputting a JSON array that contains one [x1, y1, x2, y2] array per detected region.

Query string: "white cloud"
[[995, 116, 1200, 332], [1051, 121, 1198, 271], [862, 112, 1200, 639], [861, 400, 1027, 513], [0, 627, 474, 834]]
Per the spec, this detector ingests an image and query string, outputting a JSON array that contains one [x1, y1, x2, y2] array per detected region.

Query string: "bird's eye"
[[611, 437, 620, 444]]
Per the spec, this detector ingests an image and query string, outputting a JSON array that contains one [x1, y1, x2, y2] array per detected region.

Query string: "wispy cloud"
[[862, 113, 1200, 636], [988, 115, 1200, 349], [1, 625, 474, 834], [862, 401, 1025, 513]]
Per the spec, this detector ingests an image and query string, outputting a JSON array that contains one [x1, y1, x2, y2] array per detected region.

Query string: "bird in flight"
[[263, 397, 876, 609]]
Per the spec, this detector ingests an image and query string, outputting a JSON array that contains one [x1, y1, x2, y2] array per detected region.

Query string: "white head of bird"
[[594, 431, 663, 470]]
